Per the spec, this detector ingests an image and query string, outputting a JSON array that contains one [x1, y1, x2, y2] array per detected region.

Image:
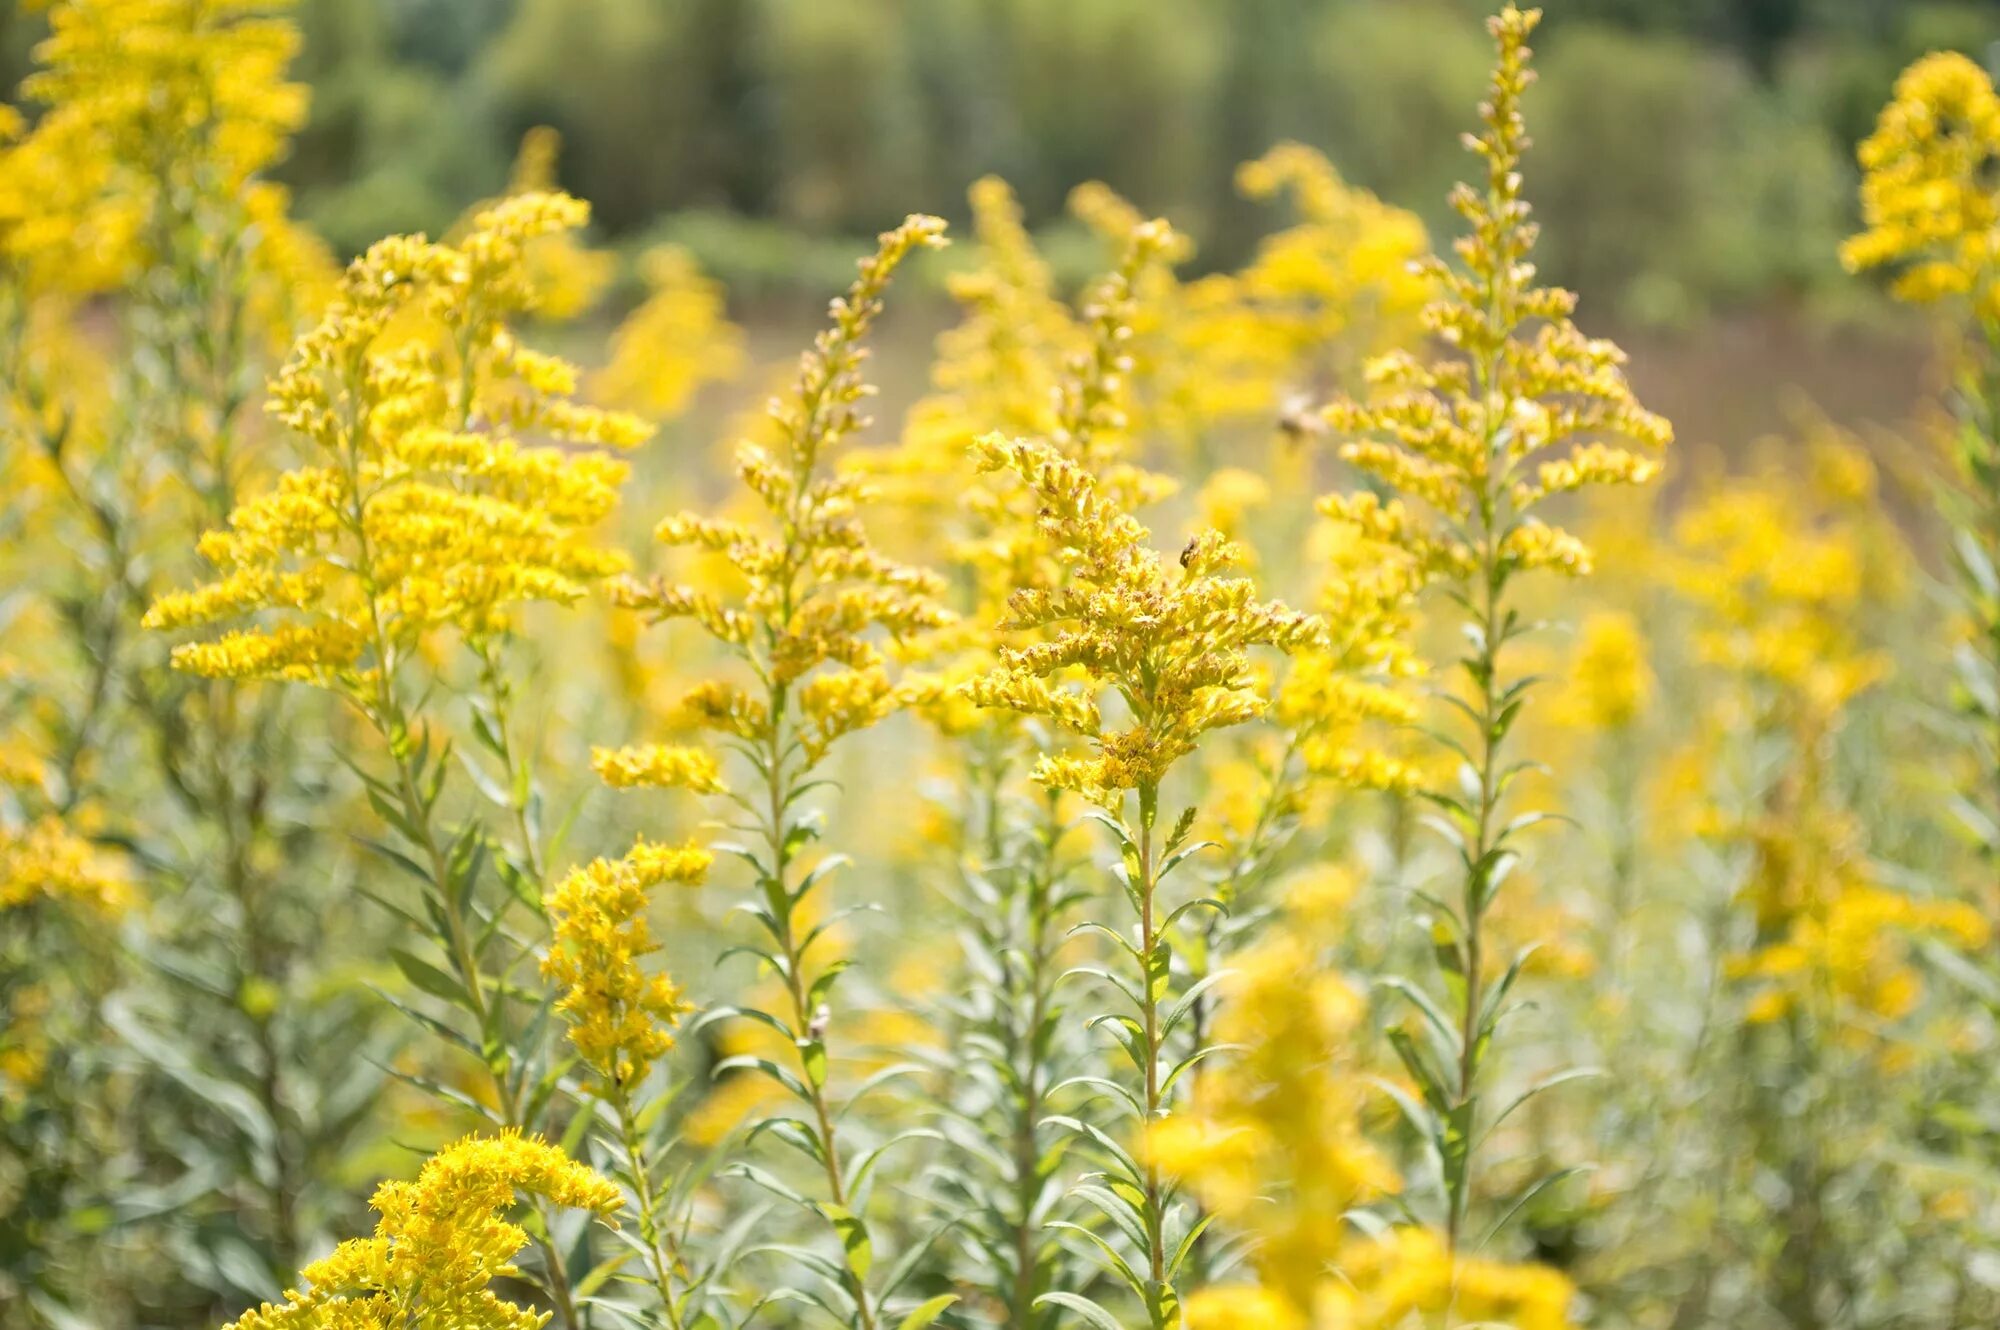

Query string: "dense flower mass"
[[962, 433, 1322, 803], [1842, 52, 2000, 310], [1321, 7, 1670, 586], [17, 3, 2000, 1329], [145, 193, 652, 685], [543, 840, 711, 1085], [221, 1133, 621, 1330]]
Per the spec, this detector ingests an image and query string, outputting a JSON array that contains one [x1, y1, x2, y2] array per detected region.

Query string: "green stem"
[[761, 695, 879, 1330], [1008, 790, 1064, 1328], [1134, 782, 1172, 1327], [609, 1075, 689, 1330]]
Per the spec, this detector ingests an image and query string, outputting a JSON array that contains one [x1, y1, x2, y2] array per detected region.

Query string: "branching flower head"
[[543, 839, 712, 1087], [612, 215, 954, 767], [222, 1131, 621, 1330], [145, 193, 652, 687], [962, 433, 1322, 806], [9, 0, 329, 319], [1235, 141, 1432, 376], [1320, 5, 1671, 588]]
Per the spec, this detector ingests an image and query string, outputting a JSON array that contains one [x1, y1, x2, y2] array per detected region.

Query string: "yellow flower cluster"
[[1672, 437, 1897, 720], [1148, 872, 1396, 1306], [223, 1132, 621, 1330], [146, 193, 652, 685], [1842, 52, 2000, 312], [1555, 610, 1655, 733], [962, 433, 1322, 804], [456, 127, 617, 323], [1731, 859, 1988, 1029], [862, 176, 1090, 580], [612, 215, 953, 762], [543, 840, 712, 1086], [592, 244, 746, 418], [3, 0, 328, 317], [1274, 510, 1426, 791], [1320, 6, 1670, 585], [0, 815, 128, 915], [1066, 182, 1282, 454], [1235, 142, 1432, 378]]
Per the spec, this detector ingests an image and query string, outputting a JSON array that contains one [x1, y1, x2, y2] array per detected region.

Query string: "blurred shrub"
[[238, 0, 1998, 317]]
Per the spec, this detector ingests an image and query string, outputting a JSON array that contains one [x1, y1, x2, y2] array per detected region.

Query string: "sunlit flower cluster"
[[543, 840, 712, 1085], [146, 193, 651, 685], [612, 215, 953, 764], [962, 433, 1321, 804], [1842, 52, 2000, 312], [222, 1132, 621, 1330], [1320, 7, 1670, 587]]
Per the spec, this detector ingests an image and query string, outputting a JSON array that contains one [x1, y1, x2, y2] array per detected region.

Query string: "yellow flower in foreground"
[[223, 1131, 619, 1330]]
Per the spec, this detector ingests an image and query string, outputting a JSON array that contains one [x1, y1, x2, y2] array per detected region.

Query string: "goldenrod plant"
[[1318, 0, 1669, 1264], [23, 3, 2000, 1329], [600, 216, 955, 1330], [1845, 52, 2000, 889], [146, 190, 650, 1326]]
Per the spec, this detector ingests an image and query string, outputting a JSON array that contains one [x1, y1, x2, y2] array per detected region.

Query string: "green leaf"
[[895, 1295, 958, 1330], [1037, 1292, 1125, 1330], [389, 947, 469, 1008], [821, 1203, 872, 1282]]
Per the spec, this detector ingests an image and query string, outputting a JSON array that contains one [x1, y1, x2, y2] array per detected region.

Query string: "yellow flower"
[[611, 215, 953, 771], [591, 743, 726, 794], [450, 126, 617, 322], [0, 815, 128, 915], [146, 193, 652, 686], [1321, 8, 1670, 589], [223, 1132, 620, 1330], [1843, 52, 2000, 313], [543, 840, 710, 1085], [962, 433, 1322, 805], [1236, 141, 1432, 375], [592, 244, 746, 418], [1556, 610, 1654, 732]]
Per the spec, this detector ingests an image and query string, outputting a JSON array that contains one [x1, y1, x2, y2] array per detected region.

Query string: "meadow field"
[[8, 3, 2000, 1329]]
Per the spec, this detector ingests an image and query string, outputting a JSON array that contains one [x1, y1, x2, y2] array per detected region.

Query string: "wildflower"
[[456, 127, 617, 322], [0, 816, 127, 915], [964, 433, 1321, 806], [1315, 2, 1668, 1263], [222, 1132, 620, 1330], [592, 244, 746, 418], [146, 193, 652, 687], [543, 841, 710, 1086], [1842, 52, 2000, 313], [613, 215, 953, 739], [602, 216, 952, 1330], [1558, 611, 1654, 732], [1235, 141, 1432, 379]]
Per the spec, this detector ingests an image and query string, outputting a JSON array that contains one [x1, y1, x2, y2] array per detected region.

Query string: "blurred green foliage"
[[5, 0, 1990, 321]]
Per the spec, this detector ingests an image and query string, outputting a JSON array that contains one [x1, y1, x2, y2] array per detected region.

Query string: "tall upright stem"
[[1134, 782, 1170, 1324], [760, 694, 879, 1330]]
